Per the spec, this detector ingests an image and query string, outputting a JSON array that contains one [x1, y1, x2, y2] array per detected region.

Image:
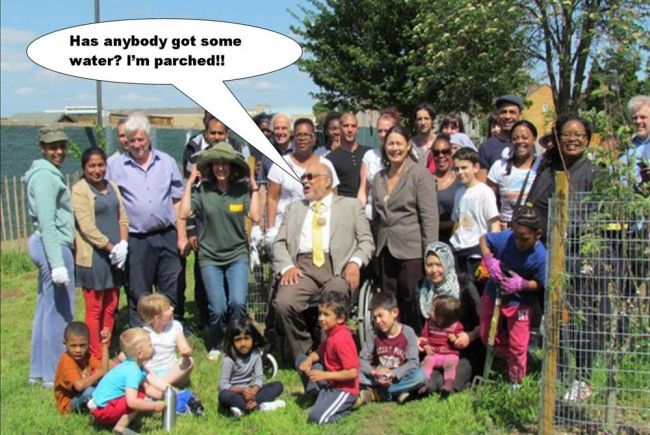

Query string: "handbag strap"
[[515, 169, 532, 208]]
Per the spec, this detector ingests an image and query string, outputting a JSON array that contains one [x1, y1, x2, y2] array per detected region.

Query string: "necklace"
[[435, 171, 454, 189]]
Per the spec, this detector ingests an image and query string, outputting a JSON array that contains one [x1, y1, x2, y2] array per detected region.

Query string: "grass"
[[1, 250, 545, 434]]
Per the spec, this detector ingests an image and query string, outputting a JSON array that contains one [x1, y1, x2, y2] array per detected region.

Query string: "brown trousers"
[[274, 254, 349, 358]]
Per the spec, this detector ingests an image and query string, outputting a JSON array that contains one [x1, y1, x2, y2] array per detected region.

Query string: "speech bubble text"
[[27, 19, 302, 181]]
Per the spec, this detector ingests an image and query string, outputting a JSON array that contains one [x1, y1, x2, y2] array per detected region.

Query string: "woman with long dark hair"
[[71, 147, 129, 360], [372, 125, 439, 331]]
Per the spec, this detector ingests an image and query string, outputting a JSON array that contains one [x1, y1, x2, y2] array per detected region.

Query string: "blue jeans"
[[360, 367, 426, 401], [28, 234, 75, 383], [70, 386, 95, 412], [201, 257, 249, 349]]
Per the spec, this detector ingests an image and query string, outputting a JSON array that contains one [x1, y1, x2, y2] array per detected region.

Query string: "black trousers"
[[127, 227, 182, 327]]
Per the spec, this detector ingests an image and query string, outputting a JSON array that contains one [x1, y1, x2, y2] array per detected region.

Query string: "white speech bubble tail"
[[174, 81, 300, 182]]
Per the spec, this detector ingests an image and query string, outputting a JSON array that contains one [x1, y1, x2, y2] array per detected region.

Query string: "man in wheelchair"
[[272, 162, 375, 360]]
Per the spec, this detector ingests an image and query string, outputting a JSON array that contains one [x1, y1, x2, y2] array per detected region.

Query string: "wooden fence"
[[1, 173, 80, 250]]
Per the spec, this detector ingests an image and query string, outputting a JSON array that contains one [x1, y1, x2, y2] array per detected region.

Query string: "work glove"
[[483, 253, 504, 283], [250, 225, 263, 248], [51, 266, 70, 286], [501, 271, 531, 295], [264, 227, 278, 252], [110, 240, 128, 269], [250, 244, 261, 271]]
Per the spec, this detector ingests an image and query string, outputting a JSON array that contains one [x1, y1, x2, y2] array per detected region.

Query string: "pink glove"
[[483, 253, 504, 283], [501, 271, 530, 295]]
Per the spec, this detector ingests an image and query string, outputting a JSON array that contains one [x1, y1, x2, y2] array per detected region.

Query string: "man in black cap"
[[477, 94, 523, 183]]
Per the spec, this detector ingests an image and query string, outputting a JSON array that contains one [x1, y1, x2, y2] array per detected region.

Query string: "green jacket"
[[24, 159, 74, 268]]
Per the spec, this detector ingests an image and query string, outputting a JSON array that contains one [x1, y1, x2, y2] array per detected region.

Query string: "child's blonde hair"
[[120, 328, 151, 359], [137, 293, 171, 325]]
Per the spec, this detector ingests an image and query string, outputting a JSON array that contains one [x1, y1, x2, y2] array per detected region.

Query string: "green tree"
[[291, 0, 420, 118], [519, 0, 649, 114], [408, 0, 532, 114]]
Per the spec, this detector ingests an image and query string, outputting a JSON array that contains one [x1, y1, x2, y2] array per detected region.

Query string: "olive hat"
[[196, 142, 250, 181]]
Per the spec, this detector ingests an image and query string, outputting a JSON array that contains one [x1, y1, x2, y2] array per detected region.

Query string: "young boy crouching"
[[88, 328, 169, 434], [296, 291, 359, 424], [54, 322, 110, 414], [357, 292, 426, 406]]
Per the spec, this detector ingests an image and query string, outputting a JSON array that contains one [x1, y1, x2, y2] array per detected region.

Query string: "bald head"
[[340, 113, 359, 149], [303, 162, 333, 201], [272, 113, 293, 150]]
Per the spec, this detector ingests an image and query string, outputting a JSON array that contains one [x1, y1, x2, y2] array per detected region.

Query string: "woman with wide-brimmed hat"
[[179, 142, 261, 360]]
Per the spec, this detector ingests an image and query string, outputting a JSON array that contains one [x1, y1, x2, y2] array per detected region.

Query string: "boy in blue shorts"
[[89, 328, 169, 434], [296, 291, 359, 425]]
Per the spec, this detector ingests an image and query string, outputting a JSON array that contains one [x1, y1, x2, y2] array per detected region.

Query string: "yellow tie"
[[312, 201, 325, 267]]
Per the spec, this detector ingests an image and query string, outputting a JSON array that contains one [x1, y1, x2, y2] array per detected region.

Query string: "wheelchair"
[[260, 271, 378, 365]]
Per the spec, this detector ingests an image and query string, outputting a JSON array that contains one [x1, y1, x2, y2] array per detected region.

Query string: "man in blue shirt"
[[107, 114, 185, 327]]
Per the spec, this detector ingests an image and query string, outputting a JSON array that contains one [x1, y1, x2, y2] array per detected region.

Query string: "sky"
[[0, 0, 319, 118]]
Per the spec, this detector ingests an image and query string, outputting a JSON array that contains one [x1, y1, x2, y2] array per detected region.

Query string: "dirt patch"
[[23, 272, 38, 280], [1, 288, 25, 300]]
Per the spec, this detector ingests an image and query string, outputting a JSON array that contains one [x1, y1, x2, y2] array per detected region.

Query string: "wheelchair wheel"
[[262, 351, 279, 379], [356, 279, 376, 350]]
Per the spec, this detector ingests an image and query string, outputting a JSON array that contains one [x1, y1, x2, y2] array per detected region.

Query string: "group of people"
[[23, 92, 649, 429]]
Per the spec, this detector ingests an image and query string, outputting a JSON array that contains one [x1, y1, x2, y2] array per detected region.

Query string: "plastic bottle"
[[162, 387, 176, 432]]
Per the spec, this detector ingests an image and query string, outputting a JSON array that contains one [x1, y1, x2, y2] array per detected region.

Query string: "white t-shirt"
[[450, 183, 499, 251], [487, 156, 541, 222], [144, 320, 183, 374], [267, 155, 340, 229], [362, 148, 383, 220]]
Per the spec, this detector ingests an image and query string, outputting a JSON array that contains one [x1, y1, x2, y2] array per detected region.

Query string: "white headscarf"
[[419, 242, 460, 317]]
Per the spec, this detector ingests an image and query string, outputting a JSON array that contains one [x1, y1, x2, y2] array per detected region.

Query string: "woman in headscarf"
[[179, 142, 261, 360], [417, 242, 484, 394]]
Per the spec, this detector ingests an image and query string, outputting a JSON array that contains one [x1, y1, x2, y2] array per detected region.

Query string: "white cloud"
[[0, 49, 32, 72], [119, 92, 163, 103], [14, 87, 35, 95], [0, 28, 36, 45], [252, 80, 282, 91]]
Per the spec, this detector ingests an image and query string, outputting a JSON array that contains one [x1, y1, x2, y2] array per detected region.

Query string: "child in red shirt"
[[419, 295, 464, 395], [296, 291, 359, 424], [54, 322, 110, 414]]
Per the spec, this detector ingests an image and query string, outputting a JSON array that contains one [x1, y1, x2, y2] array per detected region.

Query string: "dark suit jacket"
[[372, 159, 439, 259], [272, 194, 375, 276]]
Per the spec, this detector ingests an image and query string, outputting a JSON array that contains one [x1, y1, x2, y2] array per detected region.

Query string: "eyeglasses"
[[560, 132, 587, 140], [300, 173, 329, 181], [432, 148, 452, 157]]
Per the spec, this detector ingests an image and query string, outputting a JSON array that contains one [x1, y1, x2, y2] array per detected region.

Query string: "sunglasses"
[[300, 173, 328, 182], [432, 148, 452, 156]]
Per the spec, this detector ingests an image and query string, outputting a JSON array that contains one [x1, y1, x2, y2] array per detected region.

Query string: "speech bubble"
[[27, 19, 302, 181]]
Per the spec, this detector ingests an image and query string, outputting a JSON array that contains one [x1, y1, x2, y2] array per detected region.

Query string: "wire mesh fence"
[[541, 192, 650, 434]]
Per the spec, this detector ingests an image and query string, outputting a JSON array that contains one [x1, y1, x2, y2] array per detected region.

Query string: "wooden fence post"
[[4, 178, 13, 243], [12, 176, 20, 250], [540, 172, 569, 434]]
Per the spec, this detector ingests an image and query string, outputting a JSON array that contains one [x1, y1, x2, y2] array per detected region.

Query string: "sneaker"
[[207, 349, 221, 360], [229, 407, 243, 418], [396, 391, 410, 405], [259, 399, 286, 412], [509, 382, 522, 391], [187, 398, 205, 416], [28, 377, 42, 386], [42, 381, 55, 389], [563, 380, 592, 403], [359, 388, 380, 405]]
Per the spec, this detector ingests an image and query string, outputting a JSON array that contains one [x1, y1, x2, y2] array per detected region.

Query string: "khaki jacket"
[[272, 195, 375, 276], [71, 178, 128, 268], [371, 159, 439, 259]]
